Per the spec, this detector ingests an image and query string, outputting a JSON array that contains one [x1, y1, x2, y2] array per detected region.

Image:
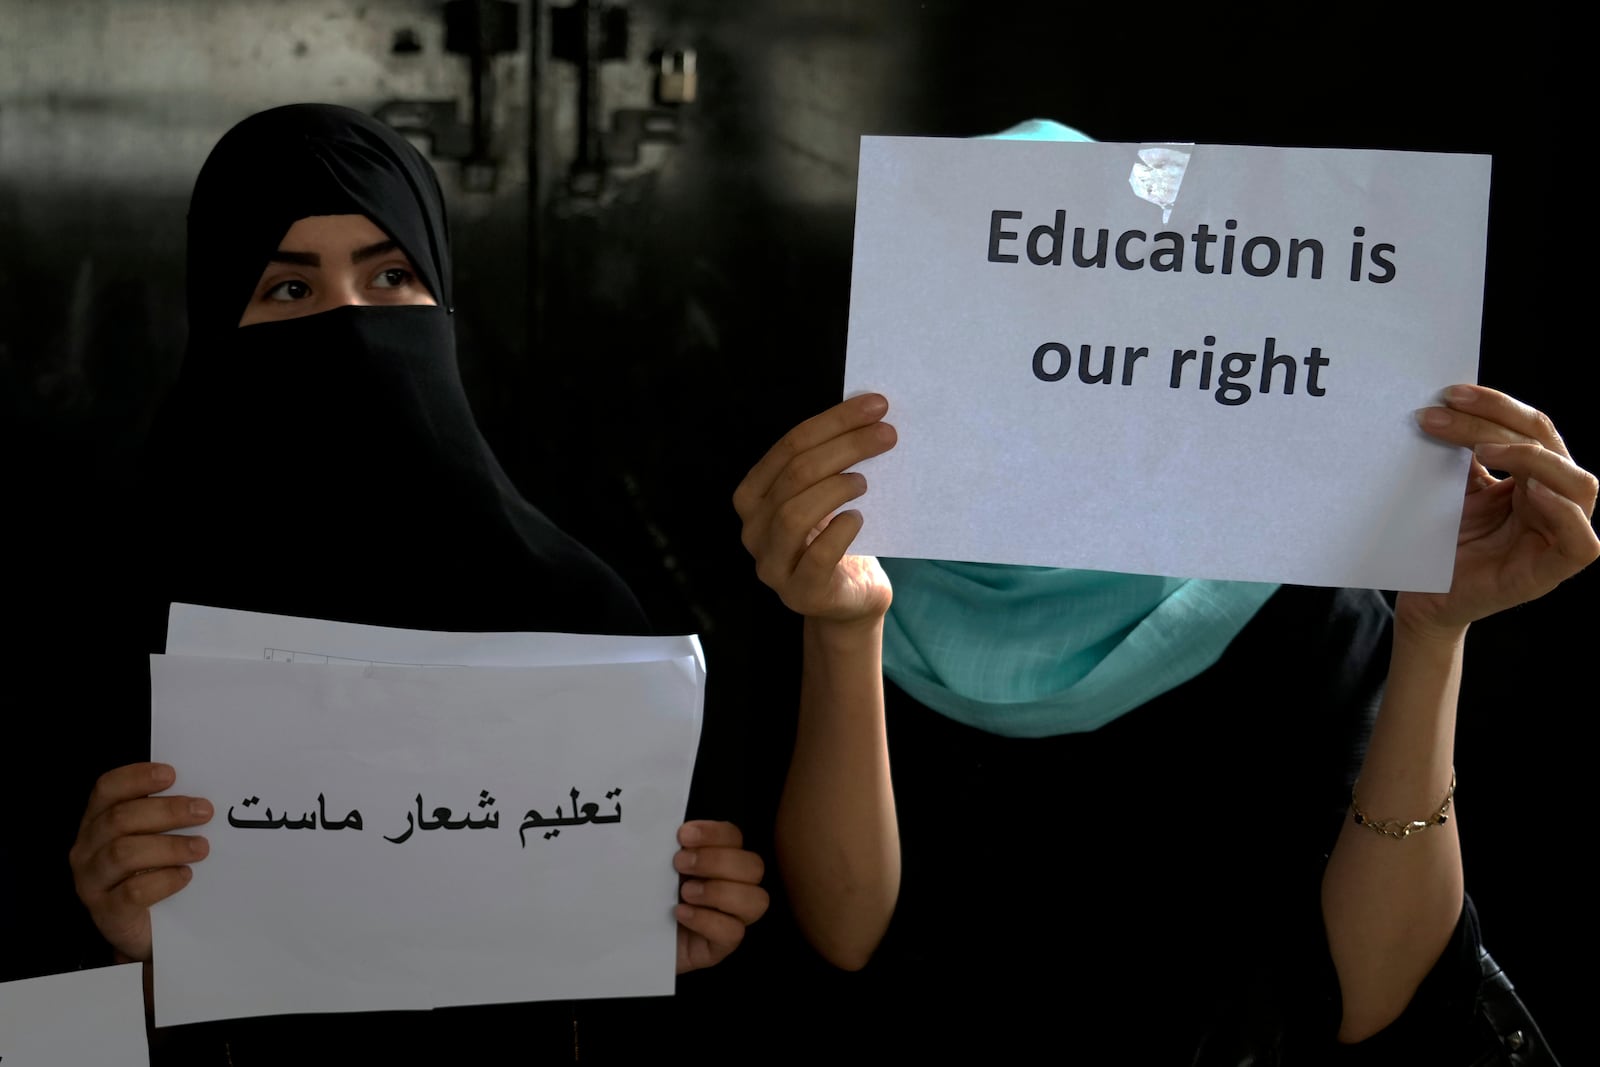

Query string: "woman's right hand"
[[733, 393, 897, 624], [69, 763, 213, 963]]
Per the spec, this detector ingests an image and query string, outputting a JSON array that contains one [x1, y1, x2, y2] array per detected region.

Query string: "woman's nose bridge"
[[325, 272, 369, 308]]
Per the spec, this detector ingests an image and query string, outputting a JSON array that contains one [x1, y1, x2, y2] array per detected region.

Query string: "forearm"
[[774, 615, 900, 971], [1322, 620, 1465, 1043]]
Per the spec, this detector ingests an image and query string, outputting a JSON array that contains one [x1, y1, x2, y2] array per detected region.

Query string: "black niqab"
[[143, 103, 646, 638]]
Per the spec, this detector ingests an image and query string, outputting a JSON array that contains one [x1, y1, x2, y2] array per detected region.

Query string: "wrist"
[[1392, 604, 1469, 652], [807, 612, 885, 654]]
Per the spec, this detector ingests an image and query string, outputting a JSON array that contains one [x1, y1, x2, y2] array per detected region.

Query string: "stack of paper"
[[150, 604, 704, 1028]]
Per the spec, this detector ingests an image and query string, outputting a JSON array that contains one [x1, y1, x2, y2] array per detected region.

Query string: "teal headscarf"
[[878, 119, 1279, 738]]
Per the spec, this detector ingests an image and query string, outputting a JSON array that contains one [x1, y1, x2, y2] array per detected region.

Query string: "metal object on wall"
[[546, 0, 692, 198], [655, 48, 696, 104]]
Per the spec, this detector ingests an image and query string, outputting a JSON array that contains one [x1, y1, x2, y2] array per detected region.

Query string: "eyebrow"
[[267, 239, 403, 268]]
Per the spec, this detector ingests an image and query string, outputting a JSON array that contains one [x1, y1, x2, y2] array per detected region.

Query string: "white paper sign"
[[0, 964, 148, 1066], [844, 137, 1491, 591], [150, 639, 703, 1027], [163, 603, 706, 762]]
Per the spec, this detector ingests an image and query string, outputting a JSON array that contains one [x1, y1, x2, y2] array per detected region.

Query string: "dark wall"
[[3, 0, 1583, 1052]]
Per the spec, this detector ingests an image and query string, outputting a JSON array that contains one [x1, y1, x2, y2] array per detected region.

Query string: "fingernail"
[[190, 799, 213, 819], [1444, 385, 1476, 405], [189, 837, 209, 858], [678, 849, 698, 871], [153, 764, 175, 784], [859, 393, 888, 417], [179, 866, 194, 883], [1415, 408, 1451, 429], [682, 880, 705, 901], [1525, 477, 1546, 497], [875, 421, 897, 443], [674, 904, 694, 922], [679, 824, 701, 846]]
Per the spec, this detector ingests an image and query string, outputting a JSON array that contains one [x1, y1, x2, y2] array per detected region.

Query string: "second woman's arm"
[[733, 394, 901, 969]]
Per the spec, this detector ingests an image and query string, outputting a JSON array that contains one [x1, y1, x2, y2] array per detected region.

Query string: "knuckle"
[[106, 838, 137, 870], [789, 456, 824, 489], [775, 498, 811, 535], [121, 877, 155, 910], [105, 804, 133, 836]]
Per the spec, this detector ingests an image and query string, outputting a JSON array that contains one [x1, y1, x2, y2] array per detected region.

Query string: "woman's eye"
[[265, 280, 311, 302], [372, 267, 413, 289]]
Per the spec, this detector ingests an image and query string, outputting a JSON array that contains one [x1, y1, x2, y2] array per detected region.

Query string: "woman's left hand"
[[673, 820, 769, 974], [1402, 384, 1599, 637]]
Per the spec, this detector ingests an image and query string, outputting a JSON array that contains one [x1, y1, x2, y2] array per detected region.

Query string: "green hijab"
[[878, 119, 1279, 737]]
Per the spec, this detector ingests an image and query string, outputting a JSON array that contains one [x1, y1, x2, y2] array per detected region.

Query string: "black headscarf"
[[141, 103, 646, 638]]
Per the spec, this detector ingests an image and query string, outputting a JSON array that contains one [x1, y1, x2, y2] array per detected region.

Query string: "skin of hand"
[[1405, 383, 1599, 639], [732, 393, 899, 626], [68, 762, 213, 963], [673, 820, 770, 973]]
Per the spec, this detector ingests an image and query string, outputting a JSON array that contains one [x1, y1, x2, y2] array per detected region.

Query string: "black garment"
[[99, 104, 658, 1064], [143, 102, 646, 641], [806, 586, 1492, 1064]]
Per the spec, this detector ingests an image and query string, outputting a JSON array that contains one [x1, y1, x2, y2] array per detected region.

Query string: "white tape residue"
[[1128, 147, 1192, 224]]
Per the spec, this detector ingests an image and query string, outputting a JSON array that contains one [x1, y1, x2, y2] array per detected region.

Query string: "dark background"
[[2, 1, 1584, 1054]]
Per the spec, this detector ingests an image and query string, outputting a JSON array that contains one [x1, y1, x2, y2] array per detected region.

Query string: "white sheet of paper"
[[150, 651, 701, 1027], [164, 603, 705, 760], [844, 137, 1491, 591], [0, 964, 148, 1067]]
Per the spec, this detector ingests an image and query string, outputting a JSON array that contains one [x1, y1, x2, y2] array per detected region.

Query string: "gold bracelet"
[[1351, 770, 1456, 840]]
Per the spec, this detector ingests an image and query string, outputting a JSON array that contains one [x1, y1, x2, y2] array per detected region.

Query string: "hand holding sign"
[[673, 820, 770, 973], [732, 393, 896, 626], [1400, 384, 1599, 639], [68, 762, 213, 965]]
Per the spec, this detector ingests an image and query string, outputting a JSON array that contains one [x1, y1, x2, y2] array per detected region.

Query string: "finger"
[[677, 926, 718, 973], [1466, 457, 1498, 494], [105, 865, 194, 915], [674, 902, 748, 954], [678, 820, 744, 849], [78, 795, 214, 858], [680, 878, 771, 925], [765, 422, 897, 512], [81, 764, 176, 829], [1521, 479, 1600, 576], [735, 395, 888, 512], [1415, 405, 1539, 451], [1475, 443, 1599, 518], [87, 833, 210, 895], [791, 509, 866, 591], [1432, 384, 1570, 457], [757, 474, 870, 582], [675, 845, 765, 885]]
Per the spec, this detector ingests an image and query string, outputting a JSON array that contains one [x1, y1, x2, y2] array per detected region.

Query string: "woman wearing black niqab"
[[66, 104, 768, 1065], [151, 102, 646, 636]]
